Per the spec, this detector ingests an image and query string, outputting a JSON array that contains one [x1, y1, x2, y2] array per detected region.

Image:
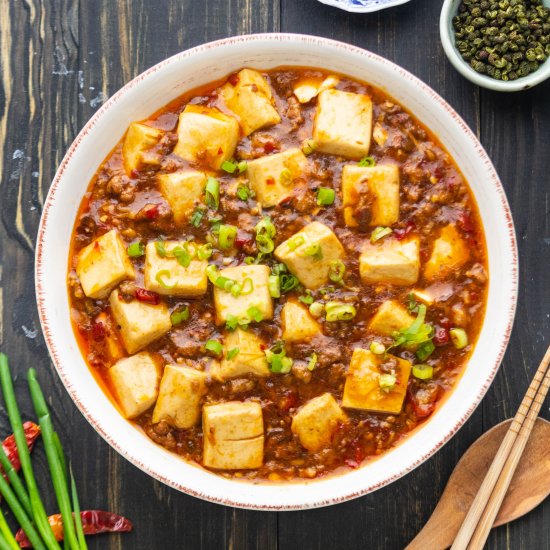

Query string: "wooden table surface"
[[0, 0, 549, 548]]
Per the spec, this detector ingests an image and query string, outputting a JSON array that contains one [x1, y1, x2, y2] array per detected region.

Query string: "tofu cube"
[[293, 75, 339, 104], [360, 238, 420, 286], [313, 89, 373, 159], [109, 289, 171, 354], [108, 352, 162, 419], [76, 229, 135, 299], [342, 164, 400, 227], [247, 148, 308, 208], [342, 349, 411, 414], [152, 364, 207, 429], [173, 105, 240, 170], [158, 170, 206, 225], [219, 328, 270, 379], [122, 122, 164, 176], [213, 265, 273, 325], [143, 241, 208, 297], [274, 222, 345, 290], [281, 301, 321, 342], [202, 401, 264, 470], [368, 300, 414, 337], [220, 69, 281, 136], [424, 224, 470, 281], [291, 393, 346, 452]]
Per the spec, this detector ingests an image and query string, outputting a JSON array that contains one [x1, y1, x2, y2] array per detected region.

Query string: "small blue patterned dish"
[[317, 0, 412, 13]]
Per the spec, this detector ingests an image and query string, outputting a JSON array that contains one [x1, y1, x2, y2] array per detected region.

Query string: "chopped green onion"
[[208, 216, 222, 235], [237, 184, 252, 201], [240, 277, 254, 296], [450, 328, 469, 349], [127, 242, 145, 258], [197, 243, 213, 260], [325, 301, 357, 322], [280, 167, 292, 186], [221, 160, 237, 173], [416, 340, 435, 361], [309, 302, 324, 318], [358, 156, 376, 167], [256, 234, 274, 254], [389, 304, 434, 351], [370, 342, 386, 355], [247, 305, 264, 323], [218, 224, 238, 249], [156, 270, 176, 289], [307, 353, 318, 371], [204, 176, 220, 210], [255, 217, 276, 254], [226, 347, 240, 360], [328, 259, 345, 283], [407, 292, 419, 312], [319, 286, 335, 296], [190, 207, 205, 227], [173, 244, 193, 267], [171, 307, 190, 325], [317, 187, 335, 206], [303, 243, 323, 261], [225, 315, 250, 331], [378, 373, 396, 392], [371, 226, 393, 243], [237, 160, 248, 173], [299, 291, 314, 305], [301, 138, 317, 156], [155, 240, 167, 257], [287, 235, 305, 251], [280, 273, 300, 293], [225, 315, 238, 331], [268, 275, 281, 298], [412, 364, 434, 380], [255, 216, 276, 238], [205, 339, 223, 356], [265, 342, 293, 374]]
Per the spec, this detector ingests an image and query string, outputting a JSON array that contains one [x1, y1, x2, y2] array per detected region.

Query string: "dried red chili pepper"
[[1, 421, 40, 477], [16, 510, 133, 547], [135, 287, 160, 305]]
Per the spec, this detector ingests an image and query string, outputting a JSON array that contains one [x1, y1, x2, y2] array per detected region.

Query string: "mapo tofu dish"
[[68, 68, 488, 480]]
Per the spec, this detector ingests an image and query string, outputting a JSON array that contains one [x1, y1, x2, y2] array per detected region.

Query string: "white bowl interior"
[[36, 34, 517, 510]]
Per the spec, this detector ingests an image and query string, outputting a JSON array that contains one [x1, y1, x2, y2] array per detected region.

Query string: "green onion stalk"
[[0, 437, 32, 516], [28, 368, 81, 550], [0, 527, 19, 550], [0, 507, 20, 550], [0, 354, 60, 550]]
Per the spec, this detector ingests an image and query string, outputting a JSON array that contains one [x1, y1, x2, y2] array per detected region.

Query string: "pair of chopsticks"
[[451, 343, 550, 550]]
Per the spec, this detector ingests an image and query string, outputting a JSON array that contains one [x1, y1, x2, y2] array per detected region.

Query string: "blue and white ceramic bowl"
[[317, 0, 411, 13]]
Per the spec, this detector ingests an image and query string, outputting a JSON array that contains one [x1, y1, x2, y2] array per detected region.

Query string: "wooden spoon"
[[405, 417, 550, 550]]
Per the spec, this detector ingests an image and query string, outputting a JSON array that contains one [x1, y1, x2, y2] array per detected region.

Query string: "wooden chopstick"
[[451, 343, 550, 550]]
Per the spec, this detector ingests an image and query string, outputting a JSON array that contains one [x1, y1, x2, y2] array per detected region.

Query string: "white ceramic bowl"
[[36, 34, 518, 510], [440, 0, 550, 91]]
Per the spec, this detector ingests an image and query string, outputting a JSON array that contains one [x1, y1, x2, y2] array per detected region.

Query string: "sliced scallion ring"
[[450, 328, 468, 349], [370, 226, 393, 243], [204, 176, 220, 210], [328, 259, 345, 283], [325, 301, 357, 322], [412, 364, 434, 380], [218, 224, 238, 249], [155, 270, 176, 289]]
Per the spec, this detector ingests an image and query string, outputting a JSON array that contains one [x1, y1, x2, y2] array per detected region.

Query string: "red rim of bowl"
[[35, 33, 518, 510]]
